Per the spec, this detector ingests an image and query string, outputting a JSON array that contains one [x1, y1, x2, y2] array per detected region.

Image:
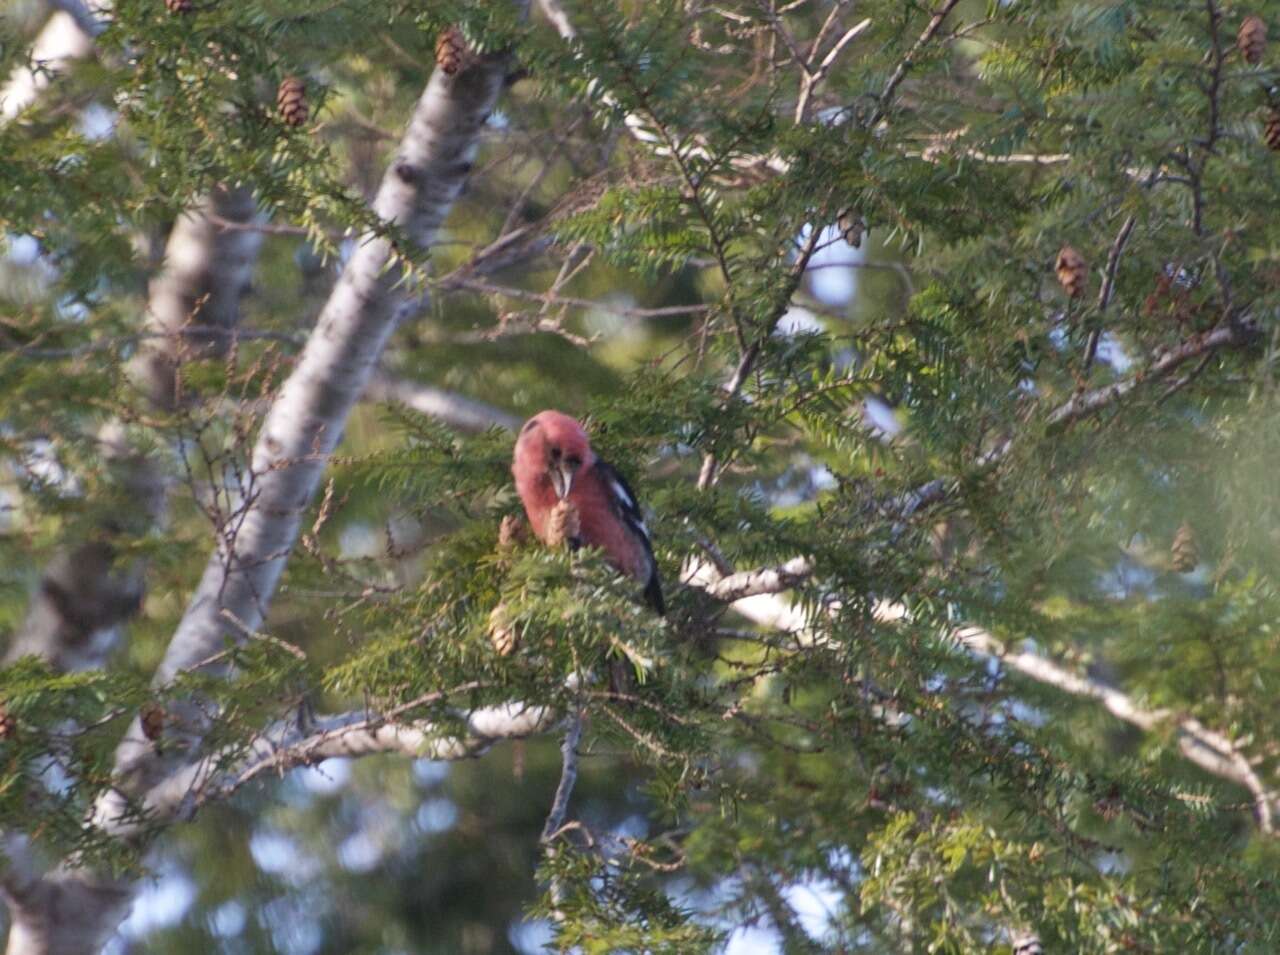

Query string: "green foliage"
[[5, 0, 1280, 951]]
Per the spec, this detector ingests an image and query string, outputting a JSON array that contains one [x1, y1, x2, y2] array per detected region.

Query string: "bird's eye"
[[565, 455, 582, 469], [549, 447, 561, 461]]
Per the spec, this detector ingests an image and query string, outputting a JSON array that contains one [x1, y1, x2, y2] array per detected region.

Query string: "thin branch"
[[892, 317, 1261, 521], [541, 712, 584, 843], [691, 548, 1276, 831], [1083, 214, 1137, 371], [867, 0, 963, 128], [450, 277, 710, 320]]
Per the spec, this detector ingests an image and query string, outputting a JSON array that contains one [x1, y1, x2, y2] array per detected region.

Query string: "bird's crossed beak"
[[549, 462, 576, 500]]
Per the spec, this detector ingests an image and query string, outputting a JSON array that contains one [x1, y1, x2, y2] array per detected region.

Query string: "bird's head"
[[514, 410, 594, 500]]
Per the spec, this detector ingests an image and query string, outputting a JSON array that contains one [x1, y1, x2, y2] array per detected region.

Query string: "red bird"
[[512, 410, 663, 614]]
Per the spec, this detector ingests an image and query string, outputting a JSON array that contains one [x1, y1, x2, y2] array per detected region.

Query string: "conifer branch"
[[691, 557, 1276, 832], [951, 621, 1274, 833], [894, 317, 1261, 520], [866, 0, 963, 128], [19, 19, 529, 953]]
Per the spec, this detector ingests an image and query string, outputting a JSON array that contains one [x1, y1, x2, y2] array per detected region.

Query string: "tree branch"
[[108, 699, 558, 838], [950, 619, 1274, 832], [866, 0, 963, 128], [688, 559, 1274, 830], [893, 317, 1261, 522], [366, 374, 521, 433]]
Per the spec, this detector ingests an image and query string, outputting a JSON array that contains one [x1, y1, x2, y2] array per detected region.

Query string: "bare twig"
[[1083, 214, 1137, 371], [541, 712, 584, 843], [867, 0, 963, 128]]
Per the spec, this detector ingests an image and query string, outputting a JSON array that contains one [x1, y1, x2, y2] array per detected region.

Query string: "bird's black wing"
[[592, 458, 664, 615]]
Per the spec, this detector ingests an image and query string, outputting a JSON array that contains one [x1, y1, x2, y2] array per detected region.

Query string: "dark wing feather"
[[591, 458, 664, 615]]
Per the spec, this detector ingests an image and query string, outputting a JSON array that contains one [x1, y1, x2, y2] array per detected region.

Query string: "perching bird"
[[512, 410, 664, 614]]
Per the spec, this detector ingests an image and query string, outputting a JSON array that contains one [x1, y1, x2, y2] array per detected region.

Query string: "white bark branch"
[[134, 187, 267, 410], [698, 557, 813, 603], [6, 191, 262, 673], [366, 374, 520, 432], [98, 700, 558, 840]]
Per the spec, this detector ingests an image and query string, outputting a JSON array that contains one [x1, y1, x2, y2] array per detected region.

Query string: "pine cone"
[[837, 208, 866, 248], [488, 603, 519, 656], [546, 499, 580, 548], [435, 26, 472, 76], [1011, 932, 1044, 955], [140, 703, 166, 742], [164, 0, 194, 13], [276, 76, 309, 127], [1265, 109, 1280, 151], [0, 704, 15, 741], [497, 514, 526, 553], [1171, 522, 1199, 572], [1055, 245, 1088, 298], [1239, 15, 1268, 65]]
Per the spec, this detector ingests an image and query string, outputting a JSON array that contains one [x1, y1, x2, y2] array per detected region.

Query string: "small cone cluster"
[[837, 208, 866, 248], [488, 603, 518, 657], [546, 499, 580, 548], [140, 702, 166, 742], [164, 0, 194, 13], [1265, 109, 1280, 152], [276, 76, 309, 127], [1055, 245, 1087, 298], [1171, 522, 1199, 572], [435, 26, 472, 76], [1239, 15, 1267, 64]]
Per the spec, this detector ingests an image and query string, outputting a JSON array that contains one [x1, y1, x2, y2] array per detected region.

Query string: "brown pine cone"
[[1239, 15, 1268, 65], [0, 704, 15, 741], [1171, 522, 1199, 572], [276, 76, 309, 127], [497, 514, 527, 553], [165, 0, 194, 13], [488, 603, 519, 656], [435, 26, 472, 76], [1055, 245, 1088, 299], [836, 208, 866, 248], [546, 499, 580, 548], [140, 703, 166, 742], [1265, 109, 1280, 151]]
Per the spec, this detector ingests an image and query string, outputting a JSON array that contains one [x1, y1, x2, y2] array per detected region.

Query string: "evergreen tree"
[[2, 0, 1280, 952]]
